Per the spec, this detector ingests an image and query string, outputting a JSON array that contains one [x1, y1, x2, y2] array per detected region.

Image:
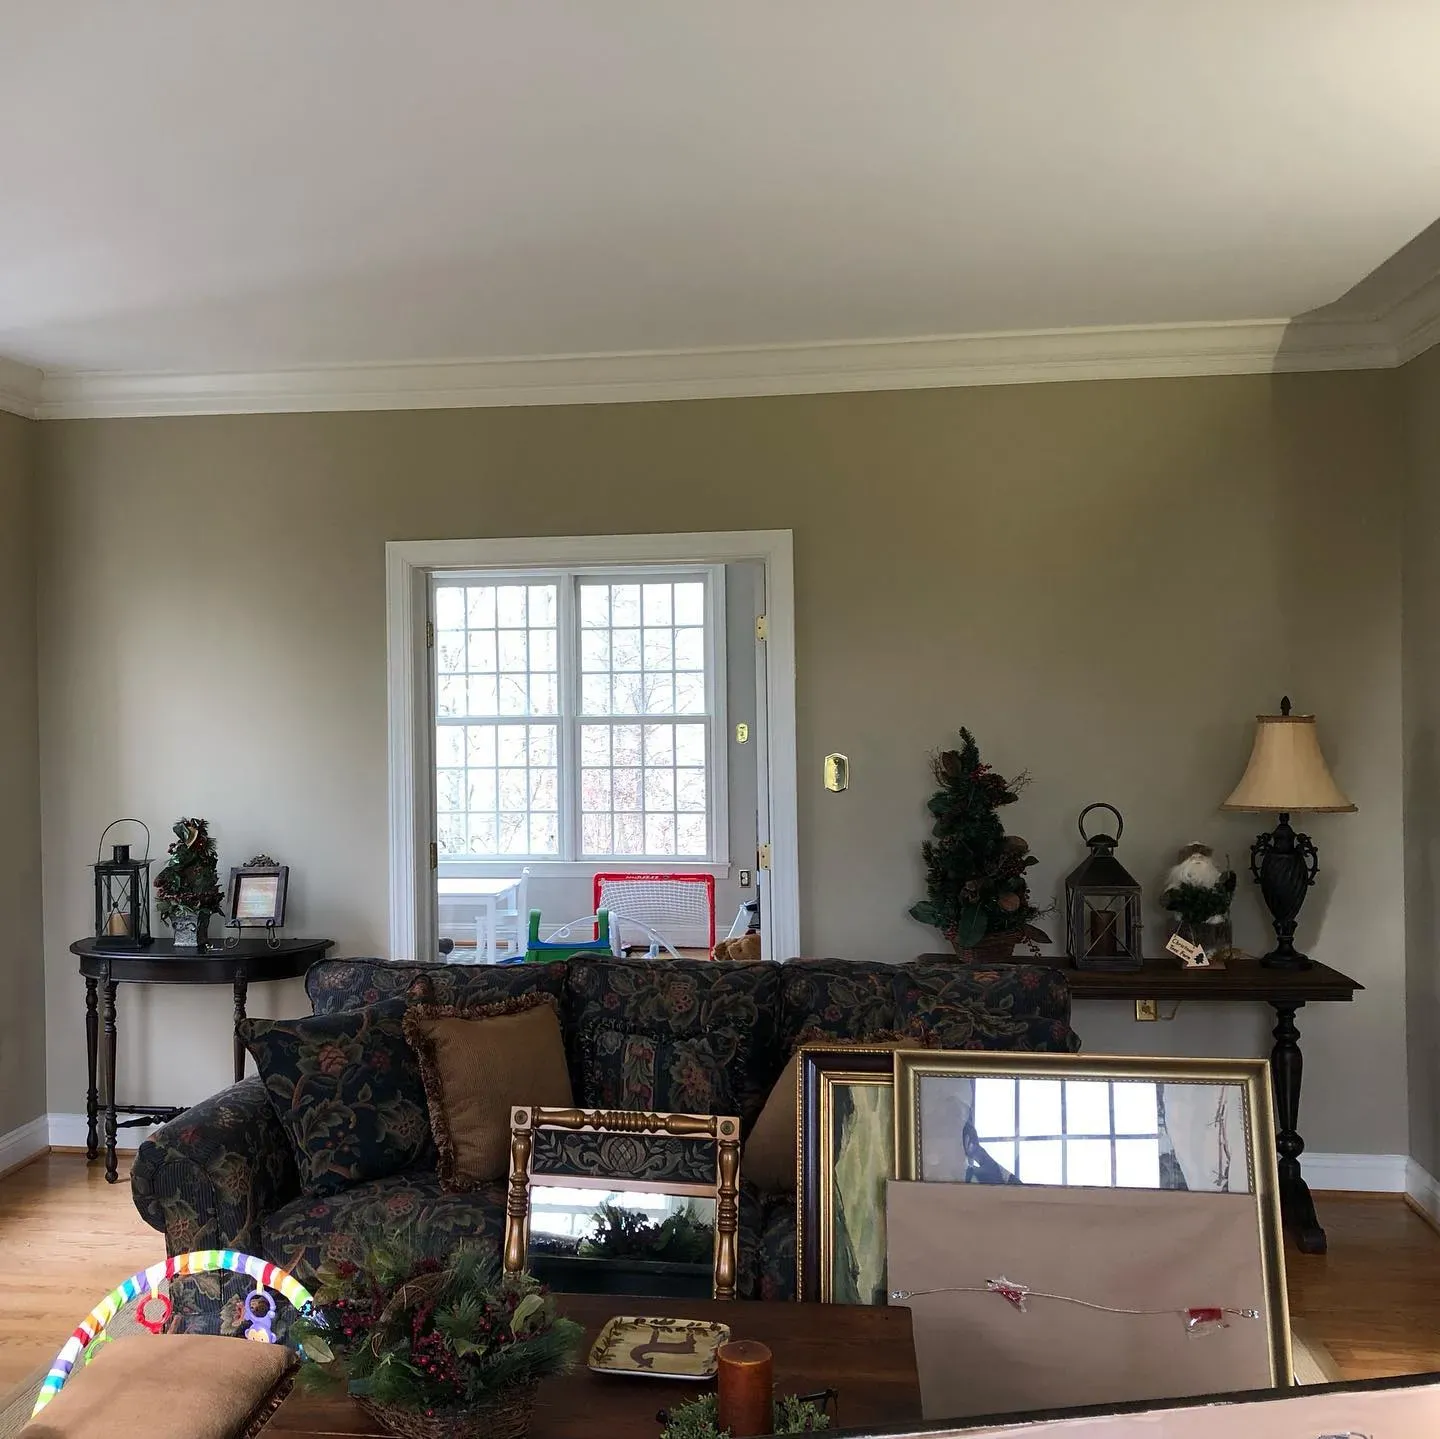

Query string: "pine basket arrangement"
[[292, 1237, 582, 1439]]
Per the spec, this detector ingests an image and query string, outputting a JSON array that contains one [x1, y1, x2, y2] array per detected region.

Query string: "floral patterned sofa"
[[132, 954, 1078, 1331]]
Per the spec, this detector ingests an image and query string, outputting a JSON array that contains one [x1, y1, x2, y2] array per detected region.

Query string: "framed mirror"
[[503, 1106, 741, 1300], [894, 1052, 1265, 1195]]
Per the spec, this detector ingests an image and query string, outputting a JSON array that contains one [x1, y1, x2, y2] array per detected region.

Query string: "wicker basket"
[[359, 1382, 538, 1439], [951, 924, 1049, 964]]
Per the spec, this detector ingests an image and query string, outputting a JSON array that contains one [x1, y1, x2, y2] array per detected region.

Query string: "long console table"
[[71, 936, 333, 1183], [923, 951, 1363, 1255]]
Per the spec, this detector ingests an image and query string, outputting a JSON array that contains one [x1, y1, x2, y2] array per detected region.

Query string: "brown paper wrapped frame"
[[890, 1050, 1292, 1393], [503, 1106, 741, 1300]]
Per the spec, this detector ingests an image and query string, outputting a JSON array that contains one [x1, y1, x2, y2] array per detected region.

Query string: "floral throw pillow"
[[239, 1001, 436, 1197], [577, 1021, 743, 1118]]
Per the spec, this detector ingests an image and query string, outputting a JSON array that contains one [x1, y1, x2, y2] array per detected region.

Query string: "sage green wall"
[[37, 373, 1407, 1157], [0, 410, 45, 1139], [1403, 343, 1440, 1178]]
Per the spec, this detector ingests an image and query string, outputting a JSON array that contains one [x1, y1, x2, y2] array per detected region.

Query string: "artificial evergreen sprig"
[[291, 1235, 582, 1415], [659, 1391, 831, 1438]]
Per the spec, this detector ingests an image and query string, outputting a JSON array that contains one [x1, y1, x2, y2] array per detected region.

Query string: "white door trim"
[[386, 530, 799, 963]]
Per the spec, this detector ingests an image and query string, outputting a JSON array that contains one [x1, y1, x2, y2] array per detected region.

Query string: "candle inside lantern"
[[1087, 907, 1119, 957], [105, 908, 130, 936], [716, 1339, 773, 1438]]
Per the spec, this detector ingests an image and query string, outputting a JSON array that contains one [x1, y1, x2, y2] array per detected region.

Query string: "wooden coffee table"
[[266, 1294, 922, 1437]]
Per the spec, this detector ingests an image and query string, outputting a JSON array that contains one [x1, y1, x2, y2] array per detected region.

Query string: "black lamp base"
[[1250, 813, 1319, 971]]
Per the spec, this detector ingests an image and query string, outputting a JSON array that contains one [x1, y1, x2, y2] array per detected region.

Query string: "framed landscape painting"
[[796, 1044, 897, 1303]]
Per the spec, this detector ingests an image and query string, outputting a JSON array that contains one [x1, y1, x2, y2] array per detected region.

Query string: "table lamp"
[[1220, 697, 1355, 969]]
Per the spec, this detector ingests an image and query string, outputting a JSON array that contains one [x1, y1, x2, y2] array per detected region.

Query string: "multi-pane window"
[[972, 1077, 1162, 1188], [433, 570, 721, 863]]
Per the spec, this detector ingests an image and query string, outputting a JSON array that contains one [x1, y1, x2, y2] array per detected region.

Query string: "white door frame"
[[385, 530, 799, 963]]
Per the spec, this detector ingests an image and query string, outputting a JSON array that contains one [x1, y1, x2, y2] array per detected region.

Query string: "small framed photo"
[[226, 864, 289, 928]]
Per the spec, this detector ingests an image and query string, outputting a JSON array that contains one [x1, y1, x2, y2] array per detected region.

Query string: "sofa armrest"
[[131, 1076, 298, 1253]]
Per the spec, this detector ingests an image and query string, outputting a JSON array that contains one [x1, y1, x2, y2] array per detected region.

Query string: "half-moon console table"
[[70, 936, 333, 1182]]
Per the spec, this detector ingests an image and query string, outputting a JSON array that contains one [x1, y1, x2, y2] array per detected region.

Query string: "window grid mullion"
[[558, 575, 580, 863]]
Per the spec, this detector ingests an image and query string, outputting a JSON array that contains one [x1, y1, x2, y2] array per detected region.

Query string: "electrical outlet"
[[739, 869, 753, 888], [1134, 999, 1159, 1022]]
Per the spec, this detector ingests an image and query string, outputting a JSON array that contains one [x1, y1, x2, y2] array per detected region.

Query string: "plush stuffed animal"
[[712, 932, 762, 962]]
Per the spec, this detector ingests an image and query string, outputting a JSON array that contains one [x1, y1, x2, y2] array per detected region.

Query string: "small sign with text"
[[1165, 932, 1209, 968]]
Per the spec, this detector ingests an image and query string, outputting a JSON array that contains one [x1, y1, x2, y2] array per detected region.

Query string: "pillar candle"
[[715, 1339, 773, 1437]]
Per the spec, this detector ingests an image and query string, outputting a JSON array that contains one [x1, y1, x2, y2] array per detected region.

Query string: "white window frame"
[[387, 530, 798, 962], [430, 564, 729, 872]]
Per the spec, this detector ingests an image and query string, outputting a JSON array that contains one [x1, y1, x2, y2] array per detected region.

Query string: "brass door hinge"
[[757, 843, 771, 870], [429, 841, 438, 870], [755, 614, 768, 643], [426, 620, 435, 649]]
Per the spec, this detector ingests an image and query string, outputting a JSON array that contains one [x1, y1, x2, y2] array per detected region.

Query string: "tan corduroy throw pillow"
[[403, 994, 574, 1191], [23, 1333, 296, 1438], [744, 1034, 913, 1194]]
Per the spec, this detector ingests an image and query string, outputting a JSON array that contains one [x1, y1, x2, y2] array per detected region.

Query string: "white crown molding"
[[0, 357, 43, 419], [19, 316, 1398, 420], [1384, 271, 1440, 366]]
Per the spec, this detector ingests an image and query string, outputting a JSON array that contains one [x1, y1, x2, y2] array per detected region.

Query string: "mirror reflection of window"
[[972, 1079, 1163, 1189]]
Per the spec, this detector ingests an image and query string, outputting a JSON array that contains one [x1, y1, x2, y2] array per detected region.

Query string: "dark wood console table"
[[923, 951, 1363, 1255], [71, 936, 333, 1183]]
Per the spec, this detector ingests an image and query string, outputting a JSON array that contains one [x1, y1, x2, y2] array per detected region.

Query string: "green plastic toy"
[[524, 908, 612, 963]]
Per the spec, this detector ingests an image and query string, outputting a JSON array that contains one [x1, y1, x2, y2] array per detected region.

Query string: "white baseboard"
[[0, 1115, 49, 1174], [1301, 1151, 1409, 1192], [47, 1112, 156, 1151], [1406, 1157, 1440, 1227]]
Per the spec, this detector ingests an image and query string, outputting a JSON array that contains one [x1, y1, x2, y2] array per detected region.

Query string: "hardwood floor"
[[0, 1153, 155, 1391], [2, 1157, 1440, 1396]]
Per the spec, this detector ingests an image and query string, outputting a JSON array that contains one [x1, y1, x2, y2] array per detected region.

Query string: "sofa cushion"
[[896, 960, 1080, 1052], [262, 1171, 508, 1284], [240, 1002, 435, 1198], [403, 995, 574, 1190], [306, 956, 567, 1016], [563, 957, 783, 1130]]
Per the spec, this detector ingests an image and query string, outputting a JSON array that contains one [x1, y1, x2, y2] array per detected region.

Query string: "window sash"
[[431, 567, 724, 865]]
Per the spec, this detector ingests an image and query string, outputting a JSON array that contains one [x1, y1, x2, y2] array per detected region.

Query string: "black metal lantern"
[[93, 819, 153, 950], [1066, 803, 1143, 972]]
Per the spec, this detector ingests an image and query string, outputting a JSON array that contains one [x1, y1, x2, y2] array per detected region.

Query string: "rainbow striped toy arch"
[[32, 1250, 313, 1418]]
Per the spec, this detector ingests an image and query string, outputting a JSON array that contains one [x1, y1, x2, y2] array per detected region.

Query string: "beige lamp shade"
[[1221, 705, 1356, 814]]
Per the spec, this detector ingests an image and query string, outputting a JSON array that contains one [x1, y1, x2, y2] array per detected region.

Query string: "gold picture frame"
[[503, 1106, 742, 1300], [893, 1050, 1291, 1385]]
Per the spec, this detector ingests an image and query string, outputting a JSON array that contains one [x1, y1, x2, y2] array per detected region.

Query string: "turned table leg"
[[232, 972, 249, 1084], [1270, 1000, 1326, 1254], [84, 977, 99, 1161], [102, 977, 119, 1184]]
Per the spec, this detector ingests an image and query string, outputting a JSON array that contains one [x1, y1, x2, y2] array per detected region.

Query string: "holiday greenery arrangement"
[[152, 817, 223, 923], [292, 1238, 582, 1439], [909, 728, 1045, 956], [577, 1202, 714, 1264], [659, 1392, 831, 1438]]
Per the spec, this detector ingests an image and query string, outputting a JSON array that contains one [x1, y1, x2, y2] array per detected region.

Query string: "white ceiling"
[[3, 1, 1440, 382]]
